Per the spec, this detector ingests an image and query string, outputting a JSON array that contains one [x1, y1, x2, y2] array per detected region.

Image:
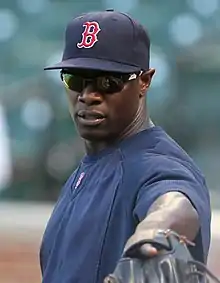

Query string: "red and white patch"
[[75, 172, 85, 189], [77, 21, 101, 49]]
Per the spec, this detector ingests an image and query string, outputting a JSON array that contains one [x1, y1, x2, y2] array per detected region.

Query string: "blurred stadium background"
[[0, 0, 219, 282]]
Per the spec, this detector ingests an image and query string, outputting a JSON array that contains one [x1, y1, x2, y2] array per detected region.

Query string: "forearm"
[[124, 191, 200, 253]]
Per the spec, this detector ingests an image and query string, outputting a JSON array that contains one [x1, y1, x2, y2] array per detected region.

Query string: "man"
[[41, 9, 211, 283]]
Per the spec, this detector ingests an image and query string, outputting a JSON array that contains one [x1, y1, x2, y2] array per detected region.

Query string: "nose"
[[78, 87, 103, 106]]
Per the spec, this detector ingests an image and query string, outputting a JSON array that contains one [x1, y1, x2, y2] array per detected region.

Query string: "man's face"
[[62, 69, 154, 142]]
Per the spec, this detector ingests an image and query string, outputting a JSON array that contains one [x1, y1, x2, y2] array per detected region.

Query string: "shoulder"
[[120, 127, 206, 186], [133, 153, 211, 221], [122, 152, 206, 192]]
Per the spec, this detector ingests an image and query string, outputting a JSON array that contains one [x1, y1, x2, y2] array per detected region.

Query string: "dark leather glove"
[[104, 230, 220, 283]]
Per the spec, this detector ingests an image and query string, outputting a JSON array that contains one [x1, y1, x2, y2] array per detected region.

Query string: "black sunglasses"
[[60, 70, 143, 94]]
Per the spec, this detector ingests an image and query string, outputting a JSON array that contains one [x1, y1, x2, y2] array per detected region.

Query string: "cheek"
[[117, 87, 140, 116], [64, 90, 79, 122], [108, 89, 140, 126], [65, 89, 78, 112]]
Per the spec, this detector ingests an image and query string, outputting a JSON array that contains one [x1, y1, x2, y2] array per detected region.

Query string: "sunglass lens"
[[62, 74, 84, 92], [97, 77, 124, 94]]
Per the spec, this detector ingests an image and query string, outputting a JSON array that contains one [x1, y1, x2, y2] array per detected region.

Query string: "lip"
[[77, 110, 106, 126]]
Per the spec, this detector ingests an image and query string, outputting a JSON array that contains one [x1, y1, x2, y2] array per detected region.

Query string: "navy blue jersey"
[[40, 126, 211, 283]]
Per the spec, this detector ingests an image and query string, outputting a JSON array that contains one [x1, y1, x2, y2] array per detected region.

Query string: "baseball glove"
[[104, 230, 220, 283]]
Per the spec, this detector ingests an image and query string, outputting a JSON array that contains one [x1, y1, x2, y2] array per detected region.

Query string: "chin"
[[78, 128, 110, 142]]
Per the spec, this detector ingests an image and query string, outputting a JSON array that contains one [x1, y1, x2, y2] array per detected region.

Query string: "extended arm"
[[124, 191, 200, 257]]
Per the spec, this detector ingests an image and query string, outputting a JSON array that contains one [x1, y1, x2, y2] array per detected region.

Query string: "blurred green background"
[[0, 0, 219, 205]]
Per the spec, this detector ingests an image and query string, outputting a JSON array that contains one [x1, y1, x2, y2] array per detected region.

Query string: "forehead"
[[62, 68, 131, 77]]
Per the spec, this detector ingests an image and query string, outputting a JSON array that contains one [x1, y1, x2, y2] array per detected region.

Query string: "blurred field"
[[0, 202, 52, 283], [0, 202, 219, 283]]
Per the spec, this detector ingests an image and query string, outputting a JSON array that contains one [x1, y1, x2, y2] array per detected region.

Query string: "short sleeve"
[[133, 156, 211, 261]]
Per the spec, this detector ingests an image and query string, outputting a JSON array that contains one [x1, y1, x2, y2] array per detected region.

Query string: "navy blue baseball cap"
[[44, 10, 150, 73]]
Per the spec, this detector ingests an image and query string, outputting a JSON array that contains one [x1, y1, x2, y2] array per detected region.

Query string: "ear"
[[139, 68, 155, 97]]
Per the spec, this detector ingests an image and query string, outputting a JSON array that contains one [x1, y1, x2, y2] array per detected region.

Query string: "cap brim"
[[44, 57, 141, 73]]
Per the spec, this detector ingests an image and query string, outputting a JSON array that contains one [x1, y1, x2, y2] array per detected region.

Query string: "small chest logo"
[[75, 172, 85, 189], [77, 21, 101, 49]]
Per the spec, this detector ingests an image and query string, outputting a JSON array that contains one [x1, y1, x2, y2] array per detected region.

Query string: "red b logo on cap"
[[77, 21, 101, 49]]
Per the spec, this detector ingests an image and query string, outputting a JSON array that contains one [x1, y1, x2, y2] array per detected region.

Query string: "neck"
[[84, 105, 153, 156]]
